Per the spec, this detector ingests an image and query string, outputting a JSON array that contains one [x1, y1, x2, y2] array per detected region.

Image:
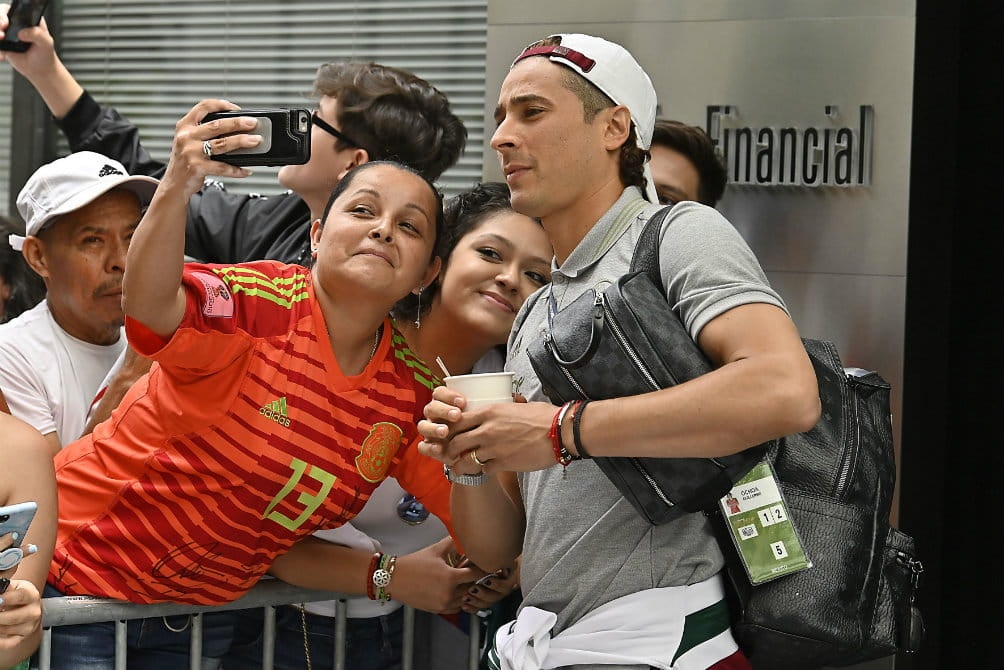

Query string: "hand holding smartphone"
[[0, 501, 37, 570], [0, 0, 48, 52], [200, 108, 311, 167]]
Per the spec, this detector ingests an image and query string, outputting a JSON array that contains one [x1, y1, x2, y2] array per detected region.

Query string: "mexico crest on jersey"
[[356, 422, 403, 482]]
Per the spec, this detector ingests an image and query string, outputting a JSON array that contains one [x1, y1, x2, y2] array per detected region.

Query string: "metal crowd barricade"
[[38, 579, 482, 670]]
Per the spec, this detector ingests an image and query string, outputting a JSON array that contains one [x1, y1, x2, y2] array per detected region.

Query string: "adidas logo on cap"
[[98, 164, 126, 177]]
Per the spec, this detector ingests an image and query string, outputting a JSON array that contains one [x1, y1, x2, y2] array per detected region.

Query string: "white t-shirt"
[[0, 301, 126, 446]]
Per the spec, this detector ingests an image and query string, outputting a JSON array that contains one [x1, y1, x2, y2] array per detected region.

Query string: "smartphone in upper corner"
[[0, 500, 37, 570], [0, 0, 49, 52], [200, 108, 312, 167]]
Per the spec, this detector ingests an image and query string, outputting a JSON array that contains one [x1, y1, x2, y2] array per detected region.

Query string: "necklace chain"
[[370, 324, 382, 360]]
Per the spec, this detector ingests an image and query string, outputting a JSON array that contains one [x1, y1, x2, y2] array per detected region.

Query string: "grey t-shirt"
[[506, 189, 786, 658]]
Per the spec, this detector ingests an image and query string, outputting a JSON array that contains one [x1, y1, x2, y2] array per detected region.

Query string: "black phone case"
[[0, 0, 50, 52], [201, 108, 311, 167]]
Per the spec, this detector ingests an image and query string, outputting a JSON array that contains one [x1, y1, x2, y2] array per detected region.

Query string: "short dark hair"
[[0, 216, 46, 323], [650, 119, 728, 207], [313, 62, 468, 182], [394, 181, 519, 324], [520, 37, 649, 196], [319, 161, 447, 264]]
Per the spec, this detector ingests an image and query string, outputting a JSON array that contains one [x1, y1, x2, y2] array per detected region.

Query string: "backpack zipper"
[[834, 368, 878, 498], [598, 292, 667, 391], [543, 334, 590, 399], [833, 372, 858, 498]]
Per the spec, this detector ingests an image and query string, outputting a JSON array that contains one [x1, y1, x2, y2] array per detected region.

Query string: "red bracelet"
[[549, 401, 580, 466], [366, 552, 382, 600], [548, 404, 567, 466]]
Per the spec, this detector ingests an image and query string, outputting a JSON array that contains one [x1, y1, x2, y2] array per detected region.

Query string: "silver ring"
[[202, 140, 214, 158], [470, 450, 486, 468]]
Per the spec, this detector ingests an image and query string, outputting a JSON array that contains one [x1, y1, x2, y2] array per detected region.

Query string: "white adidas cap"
[[513, 33, 659, 201], [10, 151, 158, 251]]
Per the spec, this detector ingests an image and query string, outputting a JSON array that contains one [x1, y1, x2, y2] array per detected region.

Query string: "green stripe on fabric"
[[217, 270, 310, 298], [673, 599, 731, 663], [391, 328, 439, 390], [396, 350, 438, 390], [486, 644, 501, 670], [213, 267, 310, 308]]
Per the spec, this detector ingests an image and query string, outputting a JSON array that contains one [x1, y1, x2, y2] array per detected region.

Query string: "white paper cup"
[[464, 397, 514, 410], [444, 372, 515, 409]]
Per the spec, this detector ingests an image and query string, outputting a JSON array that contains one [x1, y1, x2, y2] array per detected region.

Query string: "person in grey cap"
[[0, 151, 157, 454], [419, 33, 820, 670]]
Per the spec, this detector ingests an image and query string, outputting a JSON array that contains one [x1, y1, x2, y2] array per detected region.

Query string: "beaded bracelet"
[[375, 554, 398, 602], [366, 552, 383, 600]]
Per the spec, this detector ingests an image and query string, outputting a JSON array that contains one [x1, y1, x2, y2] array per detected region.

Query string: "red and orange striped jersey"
[[50, 261, 448, 605]]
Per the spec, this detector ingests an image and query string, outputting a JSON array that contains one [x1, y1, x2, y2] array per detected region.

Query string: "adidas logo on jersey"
[[260, 397, 291, 427]]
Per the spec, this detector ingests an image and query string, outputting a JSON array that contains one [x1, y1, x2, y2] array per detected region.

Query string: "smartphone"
[[200, 108, 311, 167], [0, 501, 36, 570], [0, 0, 48, 52]]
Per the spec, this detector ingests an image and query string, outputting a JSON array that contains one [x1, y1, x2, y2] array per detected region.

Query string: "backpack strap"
[[629, 205, 674, 294], [518, 204, 669, 334]]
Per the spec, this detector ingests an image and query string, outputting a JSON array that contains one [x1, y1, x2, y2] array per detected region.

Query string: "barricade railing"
[[38, 578, 481, 670]]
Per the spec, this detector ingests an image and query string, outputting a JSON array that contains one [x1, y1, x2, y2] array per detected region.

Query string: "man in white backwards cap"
[[419, 33, 821, 669], [0, 152, 157, 454]]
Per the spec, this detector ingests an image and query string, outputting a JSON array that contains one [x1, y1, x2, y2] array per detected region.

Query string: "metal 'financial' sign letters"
[[706, 105, 874, 187]]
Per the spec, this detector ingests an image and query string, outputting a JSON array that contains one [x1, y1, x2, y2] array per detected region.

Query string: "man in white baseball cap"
[[0, 151, 158, 454], [418, 33, 819, 670]]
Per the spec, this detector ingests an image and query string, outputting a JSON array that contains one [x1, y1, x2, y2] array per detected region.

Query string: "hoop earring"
[[414, 287, 423, 328]]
